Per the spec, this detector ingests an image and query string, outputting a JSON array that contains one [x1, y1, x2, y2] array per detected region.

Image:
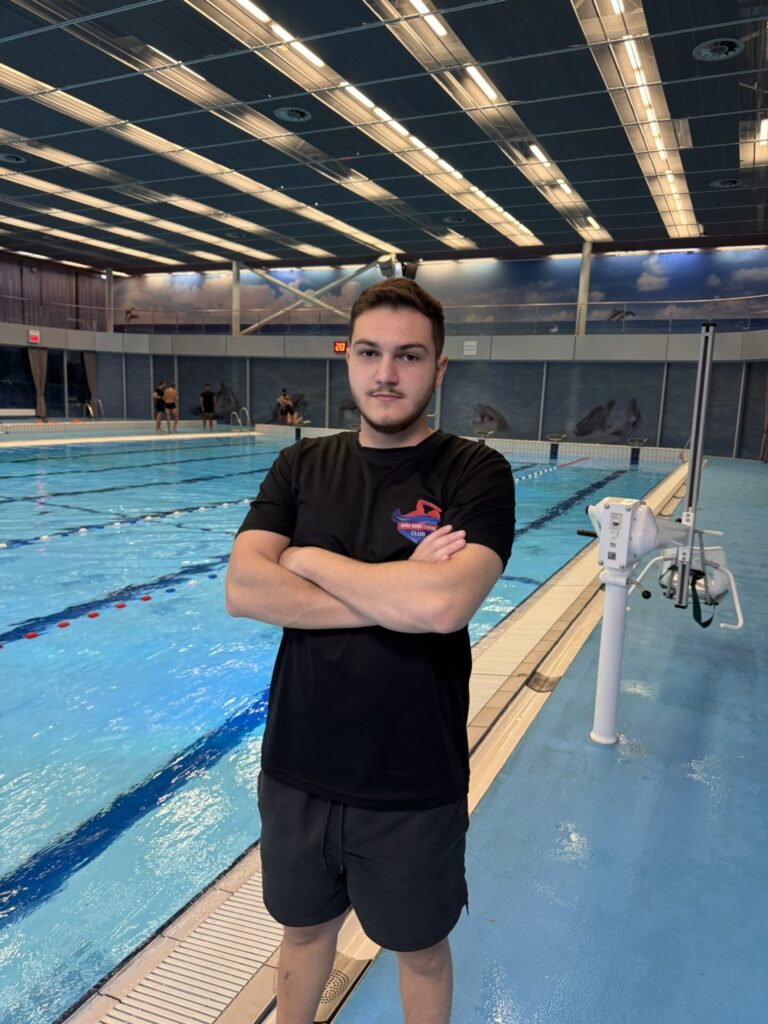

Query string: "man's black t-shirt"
[[238, 430, 515, 809]]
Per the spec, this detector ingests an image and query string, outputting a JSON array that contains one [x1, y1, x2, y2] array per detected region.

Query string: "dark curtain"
[[41, 266, 76, 327], [21, 263, 43, 328], [0, 259, 23, 323], [82, 351, 97, 409], [28, 347, 48, 418], [77, 273, 108, 330]]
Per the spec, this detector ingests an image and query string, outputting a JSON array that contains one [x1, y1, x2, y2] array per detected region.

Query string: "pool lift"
[[584, 323, 744, 745]]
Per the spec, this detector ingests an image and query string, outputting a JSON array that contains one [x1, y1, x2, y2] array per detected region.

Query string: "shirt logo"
[[391, 499, 442, 545]]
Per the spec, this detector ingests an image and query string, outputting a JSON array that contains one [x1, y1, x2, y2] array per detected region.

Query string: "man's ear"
[[435, 354, 448, 389]]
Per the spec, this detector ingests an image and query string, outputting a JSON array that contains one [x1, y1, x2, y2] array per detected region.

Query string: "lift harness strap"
[[690, 569, 716, 628]]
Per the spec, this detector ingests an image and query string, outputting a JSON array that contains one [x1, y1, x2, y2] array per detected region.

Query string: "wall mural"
[[114, 248, 768, 336]]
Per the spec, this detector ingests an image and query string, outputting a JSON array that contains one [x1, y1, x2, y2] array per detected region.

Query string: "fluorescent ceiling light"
[[291, 40, 324, 66], [760, 117, 768, 144], [611, 0, 624, 12], [147, 45, 176, 64], [60, 259, 94, 269], [623, 39, 641, 70], [271, 22, 293, 41], [587, 216, 600, 229], [466, 64, 497, 101], [234, 0, 269, 20], [189, 250, 227, 261], [530, 144, 550, 166], [16, 250, 50, 259], [180, 62, 207, 82], [5, 215, 182, 265], [409, 0, 446, 37], [345, 84, 375, 108]]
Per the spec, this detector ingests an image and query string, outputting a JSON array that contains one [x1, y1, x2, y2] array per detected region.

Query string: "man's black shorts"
[[258, 772, 468, 953]]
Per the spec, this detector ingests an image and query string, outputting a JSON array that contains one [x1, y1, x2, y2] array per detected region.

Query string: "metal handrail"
[[239, 406, 251, 428], [230, 411, 243, 430]]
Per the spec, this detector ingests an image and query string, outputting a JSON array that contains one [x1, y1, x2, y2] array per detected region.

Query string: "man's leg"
[[276, 911, 346, 1024], [397, 938, 453, 1024]]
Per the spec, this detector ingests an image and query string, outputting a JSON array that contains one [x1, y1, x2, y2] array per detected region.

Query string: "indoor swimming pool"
[[0, 434, 670, 1024]]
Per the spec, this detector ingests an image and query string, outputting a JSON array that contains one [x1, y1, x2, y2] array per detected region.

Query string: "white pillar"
[[105, 268, 114, 333], [574, 241, 592, 336], [232, 261, 241, 336]]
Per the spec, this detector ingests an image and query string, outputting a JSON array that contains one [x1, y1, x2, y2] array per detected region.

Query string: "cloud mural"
[[113, 248, 768, 334], [636, 255, 671, 292]]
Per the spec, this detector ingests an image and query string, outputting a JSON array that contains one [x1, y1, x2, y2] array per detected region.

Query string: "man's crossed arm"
[[225, 525, 502, 634]]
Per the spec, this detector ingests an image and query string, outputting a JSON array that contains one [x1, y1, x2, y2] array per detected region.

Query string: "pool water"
[[0, 435, 668, 1024]]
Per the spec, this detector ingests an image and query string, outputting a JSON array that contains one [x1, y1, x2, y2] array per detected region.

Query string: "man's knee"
[[396, 938, 451, 977], [282, 913, 346, 949]]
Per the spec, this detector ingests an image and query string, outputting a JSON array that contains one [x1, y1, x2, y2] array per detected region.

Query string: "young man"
[[226, 279, 515, 1024]]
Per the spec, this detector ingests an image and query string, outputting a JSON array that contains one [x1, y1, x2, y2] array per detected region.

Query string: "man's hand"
[[408, 524, 466, 563]]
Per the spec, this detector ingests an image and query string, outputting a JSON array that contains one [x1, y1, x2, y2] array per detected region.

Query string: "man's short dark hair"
[[349, 278, 445, 358]]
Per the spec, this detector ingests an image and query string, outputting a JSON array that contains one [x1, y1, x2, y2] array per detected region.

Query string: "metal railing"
[[3, 292, 768, 336]]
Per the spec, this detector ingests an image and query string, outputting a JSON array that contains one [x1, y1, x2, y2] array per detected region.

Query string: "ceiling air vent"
[[709, 178, 742, 189], [441, 214, 467, 224], [0, 152, 25, 164], [692, 38, 744, 62], [274, 106, 312, 123]]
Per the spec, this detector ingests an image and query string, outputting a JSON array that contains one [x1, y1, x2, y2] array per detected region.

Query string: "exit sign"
[[28, 328, 41, 345], [333, 340, 347, 353]]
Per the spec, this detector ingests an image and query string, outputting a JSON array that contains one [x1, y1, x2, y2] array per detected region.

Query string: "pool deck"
[[62, 459, 697, 1024], [334, 456, 768, 1024]]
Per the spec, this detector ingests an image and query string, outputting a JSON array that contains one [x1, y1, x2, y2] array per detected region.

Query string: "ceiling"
[[0, 0, 766, 273]]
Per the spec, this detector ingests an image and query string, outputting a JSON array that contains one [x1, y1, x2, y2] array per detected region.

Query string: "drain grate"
[[320, 968, 351, 1004]]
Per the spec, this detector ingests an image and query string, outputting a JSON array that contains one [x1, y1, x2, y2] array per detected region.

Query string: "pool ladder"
[[83, 399, 105, 419], [230, 406, 252, 431]]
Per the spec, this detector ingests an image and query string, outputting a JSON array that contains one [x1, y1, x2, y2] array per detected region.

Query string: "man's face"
[[347, 306, 447, 440]]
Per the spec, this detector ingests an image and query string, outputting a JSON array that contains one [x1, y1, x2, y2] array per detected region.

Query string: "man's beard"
[[352, 375, 436, 436]]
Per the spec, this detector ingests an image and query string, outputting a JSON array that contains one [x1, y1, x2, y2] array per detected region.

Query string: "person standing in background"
[[153, 381, 166, 433], [163, 382, 179, 433], [276, 388, 294, 425], [200, 383, 215, 431]]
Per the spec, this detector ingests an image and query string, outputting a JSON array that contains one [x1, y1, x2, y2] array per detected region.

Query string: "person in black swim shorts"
[[227, 279, 515, 1024], [162, 383, 178, 433]]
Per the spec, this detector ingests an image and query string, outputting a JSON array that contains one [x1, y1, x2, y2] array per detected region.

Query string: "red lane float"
[[1, 587, 169, 651]]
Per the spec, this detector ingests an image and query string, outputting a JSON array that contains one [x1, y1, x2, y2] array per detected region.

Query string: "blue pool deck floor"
[[336, 456, 768, 1024]]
